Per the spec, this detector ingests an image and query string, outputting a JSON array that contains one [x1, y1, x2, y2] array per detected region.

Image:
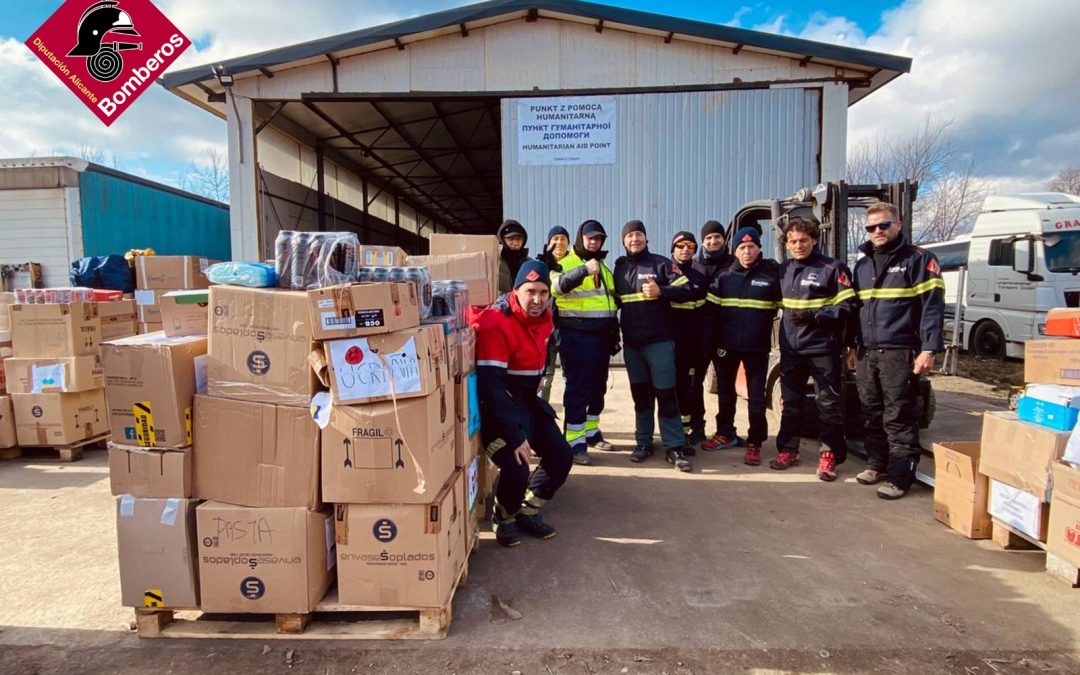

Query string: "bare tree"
[[179, 147, 229, 203], [1048, 167, 1080, 196], [913, 157, 992, 244]]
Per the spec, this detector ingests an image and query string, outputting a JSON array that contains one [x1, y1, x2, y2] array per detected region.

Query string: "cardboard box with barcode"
[[109, 444, 192, 498], [334, 468, 467, 608], [100, 333, 207, 448], [932, 441, 992, 539], [321, 324, 447, 406], [322, 382, 455, 504], [307, 282, 420, 341], [197, 502, 335, 614], [8, 302, 100, 358], [135, 255, 217, 290], [979, 410, 1067, 502], [3, 355, 103, 394], [0, 395, 16, 449], [193, 394, 320, 509], [988, 478, 1051, 541], [12, 388, 108, 446], [208, 286, 318, 407], [1047, 461, 1080, 568], [427, 234, 499, 306], [1025, 338, 1080, 387], [160, 290, 210, 337], [359, 245, 408, 267], [116, 496, 200, 609], [408, 252, 493, 307]]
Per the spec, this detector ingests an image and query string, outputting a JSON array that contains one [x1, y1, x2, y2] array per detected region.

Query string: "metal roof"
[[160, 0, 911, 90]]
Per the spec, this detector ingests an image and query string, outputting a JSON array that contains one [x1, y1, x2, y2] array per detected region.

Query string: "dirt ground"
[[1, 370, 1077, 674]]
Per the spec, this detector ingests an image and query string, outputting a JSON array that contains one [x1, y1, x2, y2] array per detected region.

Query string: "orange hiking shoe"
[[816, 451, 837, 482], [769, 450, 800, 470], [744, 444, 762, 466]]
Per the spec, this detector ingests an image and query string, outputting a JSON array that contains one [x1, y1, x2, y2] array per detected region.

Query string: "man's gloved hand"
[[789, 309, 815, 326]]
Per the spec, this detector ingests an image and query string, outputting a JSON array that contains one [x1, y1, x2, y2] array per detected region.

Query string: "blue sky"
[[1, 1, 1075, 198]]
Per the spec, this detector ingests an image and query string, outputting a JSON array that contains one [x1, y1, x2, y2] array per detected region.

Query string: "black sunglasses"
[[865, 221, 895, 233]]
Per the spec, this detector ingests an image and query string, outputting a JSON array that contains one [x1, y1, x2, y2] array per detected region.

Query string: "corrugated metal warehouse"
[[160, 0, 911, 260]]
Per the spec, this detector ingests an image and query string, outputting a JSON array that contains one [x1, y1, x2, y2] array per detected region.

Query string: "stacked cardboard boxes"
[[0, 293, 13, 447], [5, 302, 107, 447], [99, 298, 137, 341], [412, 233, 501, 308], [134, 256, 216, 334]]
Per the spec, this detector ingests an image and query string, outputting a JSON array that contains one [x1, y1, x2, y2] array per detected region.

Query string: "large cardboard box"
[[116, 496, 200, 608], [1047, 462, 1080, 568], [932, 442, 992, 539], [12, 389, 108, 446], [4, 355, 103, 394], [98, 298, 135, 320], [197, 503, 334, 614], [0, 395, 15, 449], [1025, 338, 1080, 386], [160, 290, 209, 337], [335, 469, 467, 608], [307, 282, 420, 341], [322, 324, 447, 406], [134, 288, 182, 324], [322, 384, 455, 504], [408, 252, 493, 307], [100, 333, 208, 448], [8, 302, 100, 357], [193, 395, 320, 509], [136, 255, 216, 290], [979, 411, 1067, 501], [208, 286, 317, 407], [427, 234, 499, 305], [101, 317, 138, 341], [109, 444, 192, 498], [989, 479, 1050, 542]]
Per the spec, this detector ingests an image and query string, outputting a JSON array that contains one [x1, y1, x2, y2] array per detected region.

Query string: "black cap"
[[499, 219, 527, 242], [580, 219, 606, 239]]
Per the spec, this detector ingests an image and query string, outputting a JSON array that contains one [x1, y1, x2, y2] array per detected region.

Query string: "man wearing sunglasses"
[[849, 202, 945, 500], [668, 231, 709, 447]]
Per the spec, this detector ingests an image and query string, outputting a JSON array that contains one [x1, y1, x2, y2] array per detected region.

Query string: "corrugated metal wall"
[[79, 169, 231, 260], [503, 88, 820, 260], [0, 188, 74, 287]]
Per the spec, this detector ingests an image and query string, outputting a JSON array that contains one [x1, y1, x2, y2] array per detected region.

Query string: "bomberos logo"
[[25, 0, 190, 127]]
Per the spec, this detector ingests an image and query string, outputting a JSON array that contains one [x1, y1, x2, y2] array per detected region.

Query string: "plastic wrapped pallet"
[[274, 230, 359, 290]]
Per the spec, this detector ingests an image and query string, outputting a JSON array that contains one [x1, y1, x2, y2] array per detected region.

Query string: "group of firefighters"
[[474, 203, 946, 548]]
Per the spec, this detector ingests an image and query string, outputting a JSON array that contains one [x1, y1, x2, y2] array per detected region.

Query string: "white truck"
[[925, 192, 1080, 358]]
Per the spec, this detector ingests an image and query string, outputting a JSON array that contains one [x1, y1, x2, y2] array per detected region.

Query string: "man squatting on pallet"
[[474, 260, 574, 548]]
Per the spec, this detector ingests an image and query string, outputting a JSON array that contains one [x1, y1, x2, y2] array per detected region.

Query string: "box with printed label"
[[1025, 338, 1080, 386], [0, 395, 15, 449], [464, 446, 484, 546], [427, 234, 499, 305], [932, 442, 992, 539], [322, 383, 455, 504], [408, 252, 493, 307], [334, 469, 467, 608], [134, 288, 182, 324], [194, 394, 320, 509], [322, 324, 447, 406], [208, 286, 317, 407], [359, 245, 408, 267], [8, 302, 100, 358], [136, 255, 217, 290], [3, 355, 103, 394], [979, 411, 1067, 501], [116, 496, 199, 608], [160, 290, 209, 337], [1017, 384, 1080, 432], [12, 389, 108, 446], [1047, 462, 1080, 568], [101, 333, 207, 448], [109, 444, 192, 498], [307, 282, 420, 341], [988, 479, 1050, 542], [101, 317, 138, 341], [197, 502, 334, 614]]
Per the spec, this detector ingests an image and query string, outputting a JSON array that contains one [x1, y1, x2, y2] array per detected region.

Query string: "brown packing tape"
[[334, 504, 349, 545], [308, 349, 330, 387]]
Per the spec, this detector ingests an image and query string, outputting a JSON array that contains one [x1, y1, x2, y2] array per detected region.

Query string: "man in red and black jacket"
[[474, 260, 573, 548], [775, 217, 857, 481], [710, 227, 782, 466]]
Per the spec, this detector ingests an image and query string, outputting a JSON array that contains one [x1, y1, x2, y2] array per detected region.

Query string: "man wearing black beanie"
[[668, 230, 709, 447], [696, 220, 737, 450], [497, 219, 529, 294]]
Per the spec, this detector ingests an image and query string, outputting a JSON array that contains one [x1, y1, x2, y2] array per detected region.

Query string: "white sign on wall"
[[517, 96, 616, 166]]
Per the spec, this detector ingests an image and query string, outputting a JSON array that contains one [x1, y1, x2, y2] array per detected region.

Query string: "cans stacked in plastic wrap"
[[275, 230, 359, 290]]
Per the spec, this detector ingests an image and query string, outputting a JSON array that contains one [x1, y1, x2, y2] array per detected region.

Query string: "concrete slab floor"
[[0, 369, 1077, 674]]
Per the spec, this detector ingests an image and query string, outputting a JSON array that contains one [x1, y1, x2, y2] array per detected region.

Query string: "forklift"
[[724, 180, 936, 449]]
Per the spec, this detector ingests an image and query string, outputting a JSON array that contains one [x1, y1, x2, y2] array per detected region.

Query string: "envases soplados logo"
[[25, 0, 190, 126]]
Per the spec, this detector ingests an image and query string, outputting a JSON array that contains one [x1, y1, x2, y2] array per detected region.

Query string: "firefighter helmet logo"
[[837, 270, 851, 287], [67, 1, 143, 82], [927, 258, 941, 276]]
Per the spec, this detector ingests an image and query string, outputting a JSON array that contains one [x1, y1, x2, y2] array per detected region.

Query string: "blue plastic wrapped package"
[[70, 255, 135, 292], [205, 261, 277, 288]]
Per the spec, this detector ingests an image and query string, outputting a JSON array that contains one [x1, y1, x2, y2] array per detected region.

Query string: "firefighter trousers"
[[854, 347, 921, 490], [776, 351, 847, 459]]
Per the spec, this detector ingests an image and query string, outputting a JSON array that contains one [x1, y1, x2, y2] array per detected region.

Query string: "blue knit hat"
[[546, 226, 570, 243], [733, 226, 761, 249], [514, 259, 551, 289]]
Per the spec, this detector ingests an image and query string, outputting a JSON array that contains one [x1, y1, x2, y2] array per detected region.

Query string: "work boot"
[[743, 444, 762, 466], [769, 450, 800, 470], [515, 512, 556, 539], [630, 445, 653, 463], [816, 451, 837, 482], [877, 482, 907, 500], [681, 441, 697, 457], [492, 518, 522, 548], [666, 447, 692, 472], [572, 451, 592, 466], [702, 433, 742, 451], [856, 468, 886, 485], [588, 434, 616, 452]]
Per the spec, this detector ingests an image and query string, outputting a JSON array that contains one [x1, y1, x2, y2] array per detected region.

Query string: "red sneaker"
[[816, 451, 837, 482], [702, 433, 743, 451], [744, 444, 762, 466], [769, 450, 800, 470]]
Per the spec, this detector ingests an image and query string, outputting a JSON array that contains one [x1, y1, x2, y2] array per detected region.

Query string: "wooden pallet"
[[990, 518, 1046, 551], [1046, 553, 1080, 588], [0, 432, 109, 462], [135, 557, 471, 640]]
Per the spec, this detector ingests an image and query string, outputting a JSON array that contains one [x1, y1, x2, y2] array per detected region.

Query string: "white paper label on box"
[[321, 311, 356, 331], [309, 391, 333, 430], [317, 299, 335, 309], [134, 290, 156, 306], [160, 498, 180, 526], [325, 518, 337, 571], [119, 494, 136, 517], [467, 455, 480, 512], [194, 354, 208, 395], [328, 336, 422, 400], [989, 480, 1043, 539], [31, 363, 66, 393]]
